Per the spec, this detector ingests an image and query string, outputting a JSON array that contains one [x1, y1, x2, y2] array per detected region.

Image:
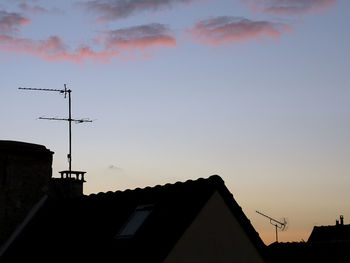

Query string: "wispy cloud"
[[78, 0, 197, 21], [188, 16, 291, 46], [0, 34, 118, 63], [104, 23, 176, 50], [0, 9, 30, 34], [0, 35, 63, 55], [0, 35, 69, 61], [18, 2, 64, 15], [0, 12, 174, 63], [108, 164, 122, 170], [244, 0, 337, 15]]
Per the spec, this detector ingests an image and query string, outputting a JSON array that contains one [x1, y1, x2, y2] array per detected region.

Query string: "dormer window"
[[115, 204, 153, 239]]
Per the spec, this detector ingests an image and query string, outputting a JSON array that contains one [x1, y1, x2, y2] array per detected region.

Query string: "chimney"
[[340, 215, 344, 226], [0, 140, 53, 246], [49, 170, 86, 199]]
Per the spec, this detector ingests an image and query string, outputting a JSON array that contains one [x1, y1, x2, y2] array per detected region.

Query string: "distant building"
[[0, 140, 266, 263], [308, 215, 350, 243], [267, 216, 350, 262]]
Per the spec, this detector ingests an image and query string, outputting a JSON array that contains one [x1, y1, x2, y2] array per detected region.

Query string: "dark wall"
[[0, 141, 53, 246]]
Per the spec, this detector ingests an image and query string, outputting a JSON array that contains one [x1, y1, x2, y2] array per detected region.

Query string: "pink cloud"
[[71, 45, 119, 62], [0, 34, 119, 63], [244, 0, 337, 15], [104, 23, 176, 50], [188, 16, 291, 46], [0, 35, 68, 59], [0, 23, 175, 63], [0, 9, 30, 33], [18, 2, 64, 15], [0, 4, 175, 63], [78, 0, 197, 21]]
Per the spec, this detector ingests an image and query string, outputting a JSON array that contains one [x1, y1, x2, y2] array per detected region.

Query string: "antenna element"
[[256, 210, 287, 243]]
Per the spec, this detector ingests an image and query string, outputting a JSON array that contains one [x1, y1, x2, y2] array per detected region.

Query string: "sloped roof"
[[308, 224, 350, 243], [1, 175, 265, 262]]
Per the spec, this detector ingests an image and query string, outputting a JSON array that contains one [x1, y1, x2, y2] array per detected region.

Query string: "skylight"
[[115, 204, 153, 239]]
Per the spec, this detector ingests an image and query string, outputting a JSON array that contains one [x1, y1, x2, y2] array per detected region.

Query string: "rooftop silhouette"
[[1, 140, 349, 262]]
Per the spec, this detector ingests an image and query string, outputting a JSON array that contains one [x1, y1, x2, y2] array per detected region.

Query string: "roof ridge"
[[85, 174, 223, 198]]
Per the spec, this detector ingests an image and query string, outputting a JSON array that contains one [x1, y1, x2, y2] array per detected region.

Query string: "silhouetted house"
[[308, 215, 350, 243], [267, 216, 350, 262], [0, 140, 266, 262]]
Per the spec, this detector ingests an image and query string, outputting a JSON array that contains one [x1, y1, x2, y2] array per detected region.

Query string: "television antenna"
[[19, 84, 92, 175], [256, 210, 287, 243]]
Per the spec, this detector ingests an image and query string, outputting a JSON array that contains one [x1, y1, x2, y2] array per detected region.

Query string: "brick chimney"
[[0, 140, 53, 246]]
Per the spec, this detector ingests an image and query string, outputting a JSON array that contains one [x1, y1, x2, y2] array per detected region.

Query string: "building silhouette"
[[267, 216, 350, 262], [0, 140, 266, 263], [2, 140, 349, 262]]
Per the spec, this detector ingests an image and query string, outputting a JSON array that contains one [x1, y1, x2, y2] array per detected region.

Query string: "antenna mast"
[[19, 84, 92, 174], [256, 210, 287, 243]]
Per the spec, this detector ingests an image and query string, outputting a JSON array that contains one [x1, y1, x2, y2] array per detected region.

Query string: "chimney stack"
[[0, 140, 53, 246], [49, 170, 86, 199], [340, 215, 344, 226]]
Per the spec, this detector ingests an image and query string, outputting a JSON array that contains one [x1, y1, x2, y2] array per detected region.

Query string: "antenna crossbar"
[[39, 117, 92, 123], [39, 117, 69, 121], [256, 211, 285, 226], [19, 87, 65, 93]]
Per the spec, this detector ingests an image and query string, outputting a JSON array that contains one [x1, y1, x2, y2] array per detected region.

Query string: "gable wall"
[[163, 191, 264, 263]]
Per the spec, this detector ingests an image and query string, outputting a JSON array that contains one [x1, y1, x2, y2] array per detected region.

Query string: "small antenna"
[[19, 84, 92, 175], [256, 210, 287, 243]]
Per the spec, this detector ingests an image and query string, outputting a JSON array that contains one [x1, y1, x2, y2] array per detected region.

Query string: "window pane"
[[116, 206, 153, 238]]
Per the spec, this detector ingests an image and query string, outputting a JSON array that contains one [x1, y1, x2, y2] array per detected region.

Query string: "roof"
[[308, 224, 350, 243], [1, 175, 265, 262], [0, 140, 53, 154]]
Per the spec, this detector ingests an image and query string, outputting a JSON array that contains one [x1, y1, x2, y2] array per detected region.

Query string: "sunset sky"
[[1, 0, 349, 244]]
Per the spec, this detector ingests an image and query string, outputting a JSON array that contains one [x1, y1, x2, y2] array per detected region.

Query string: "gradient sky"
[[1, 0, 349, 245]]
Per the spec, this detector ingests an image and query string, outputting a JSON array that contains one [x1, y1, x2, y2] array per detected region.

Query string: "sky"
[[1, 0, 349, 245]]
